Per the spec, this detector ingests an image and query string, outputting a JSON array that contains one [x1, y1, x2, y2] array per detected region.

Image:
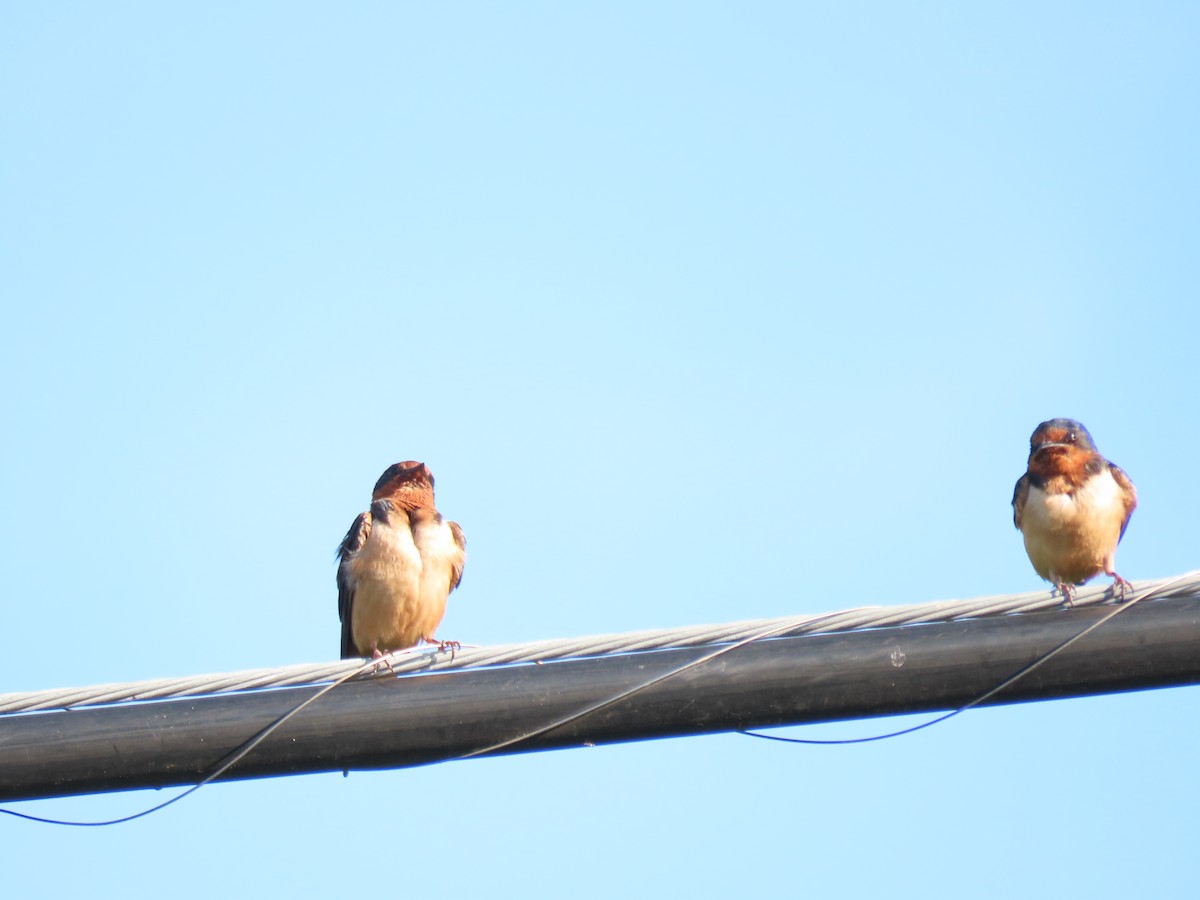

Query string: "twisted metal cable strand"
[[2, 570, 1197, 716]]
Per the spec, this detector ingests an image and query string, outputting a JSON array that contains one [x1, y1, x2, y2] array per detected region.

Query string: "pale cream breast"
[[410, 515, 463, 640], [1021, 468, 1127, 583], [348, 515, 424, 652]]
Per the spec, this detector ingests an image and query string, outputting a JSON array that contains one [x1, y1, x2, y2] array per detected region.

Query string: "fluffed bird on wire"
[[337, 461, 466, 658], [1012, 418, 1136, 602]]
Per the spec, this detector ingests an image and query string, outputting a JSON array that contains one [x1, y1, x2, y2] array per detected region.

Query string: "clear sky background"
[[2, 3, 1198, 896]]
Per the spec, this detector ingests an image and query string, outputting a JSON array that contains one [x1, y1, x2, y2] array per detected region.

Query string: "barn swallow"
[[337, 461, 466, 659], [1012, 418, 1137, 600]]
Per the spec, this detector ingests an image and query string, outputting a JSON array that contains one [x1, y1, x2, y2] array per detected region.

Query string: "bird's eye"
[[1067, 431, 1076, 443]]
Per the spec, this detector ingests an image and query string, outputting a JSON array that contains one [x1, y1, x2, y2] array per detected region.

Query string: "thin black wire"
[[448, 610, 859, 761], [2, 576, 1189, 825], [738, 575, 1192, 746], [0, 654, 397, 826], [0, 611, 854, 826]]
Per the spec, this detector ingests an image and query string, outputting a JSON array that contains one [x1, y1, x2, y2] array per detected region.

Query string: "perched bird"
[[1012, 418, 1137, 600], [337, 461, 466, 659]]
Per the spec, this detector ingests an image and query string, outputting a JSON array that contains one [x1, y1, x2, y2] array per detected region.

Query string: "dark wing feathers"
[[448, 520, 466, 590], [1011, 473, 1029, 530], [1108, 463, 1137, 541], [336, 510, 372, 659]]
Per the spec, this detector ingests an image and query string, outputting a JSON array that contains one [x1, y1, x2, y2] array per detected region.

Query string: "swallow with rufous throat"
[[337, 461, 466, 659], [1012, 418, 1137, 601]]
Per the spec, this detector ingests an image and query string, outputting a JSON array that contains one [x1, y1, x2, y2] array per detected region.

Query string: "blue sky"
[[2, 2, 1198, 896]]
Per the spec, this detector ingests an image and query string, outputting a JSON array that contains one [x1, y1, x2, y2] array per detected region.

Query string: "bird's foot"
[[1053, 582, 1076, 607], [369, 647, 398, 677], [1108, 573, 1133, 602]]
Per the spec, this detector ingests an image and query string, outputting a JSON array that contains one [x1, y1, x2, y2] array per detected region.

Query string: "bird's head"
[[372, 460, 435, 505], [1026, 418, 1099, 480]]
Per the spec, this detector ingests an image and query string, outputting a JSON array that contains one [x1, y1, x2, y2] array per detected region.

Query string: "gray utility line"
[[3, 570, 1198, 717]]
